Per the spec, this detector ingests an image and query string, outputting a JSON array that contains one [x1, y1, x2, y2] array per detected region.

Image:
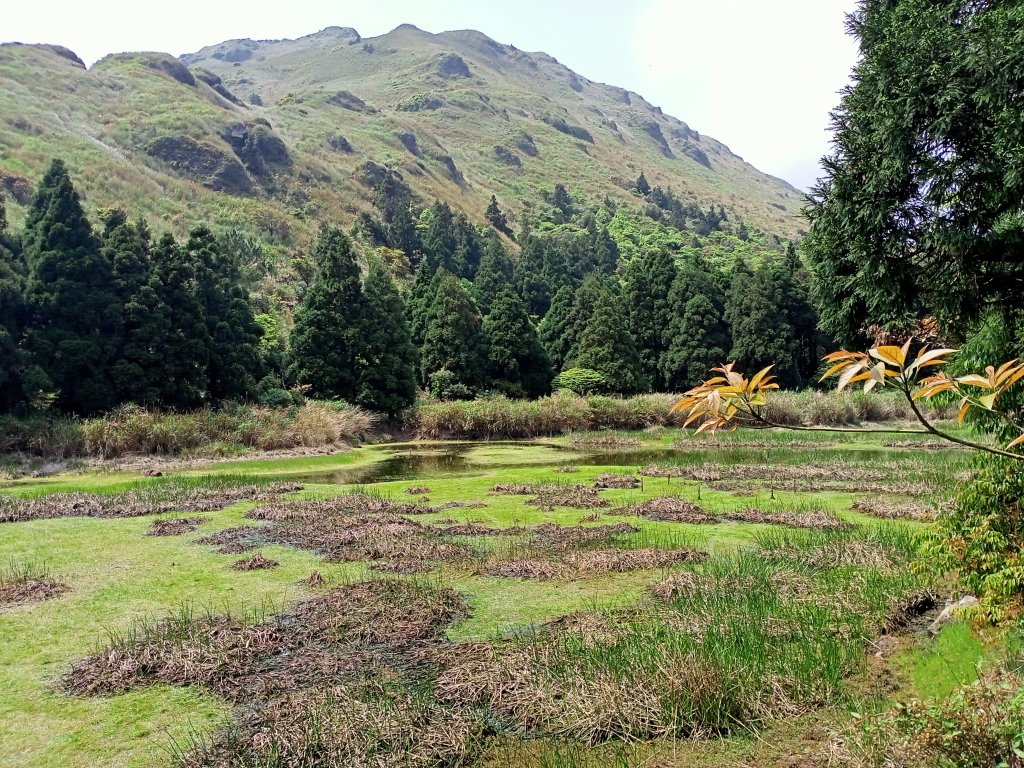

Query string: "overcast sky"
[[4, 0, 859, 191]]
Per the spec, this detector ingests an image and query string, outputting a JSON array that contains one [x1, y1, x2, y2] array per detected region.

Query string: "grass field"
[[0, 427, 1001, 767]]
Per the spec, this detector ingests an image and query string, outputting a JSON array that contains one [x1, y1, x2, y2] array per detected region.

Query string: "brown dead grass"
[[569, 435, 642, 449], [146, 516, 207, 537], [0, 482, 302, 524], [592, 473, 641, 489], [478, 546, 706, 580], [726, 507, 850, 530], [852, 498, 935, 522], [196, 494, 473, 569], [0, 576, 68, 608], [618, 497, 718, 524], [232, 553, 279, 571]]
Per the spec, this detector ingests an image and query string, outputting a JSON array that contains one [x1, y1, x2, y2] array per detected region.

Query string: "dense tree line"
[[0, 159, 822, 417]]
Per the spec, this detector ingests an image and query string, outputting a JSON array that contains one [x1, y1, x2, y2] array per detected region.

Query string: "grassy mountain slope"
[[0, 25, 803, 253]]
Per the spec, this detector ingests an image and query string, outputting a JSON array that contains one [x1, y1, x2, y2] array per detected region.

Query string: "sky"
[[3, 0, 860, 191]]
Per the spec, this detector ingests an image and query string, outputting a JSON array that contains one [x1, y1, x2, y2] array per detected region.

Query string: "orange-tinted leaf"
[[956, 374, 993, 388], [979, 392, 998, 410], [1008, 434, 1024, 449], [871, 346, 905, 367], [957, 399, 971, 423]]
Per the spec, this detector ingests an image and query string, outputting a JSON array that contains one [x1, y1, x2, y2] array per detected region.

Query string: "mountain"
[[0, 26, 803, 247]]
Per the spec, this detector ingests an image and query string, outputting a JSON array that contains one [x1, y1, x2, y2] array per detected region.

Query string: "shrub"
[[553, 368, 608, 395], [922, 456, 1024, 623]]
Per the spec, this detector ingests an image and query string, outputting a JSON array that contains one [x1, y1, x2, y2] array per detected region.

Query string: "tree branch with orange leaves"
[[673, 340, 1024, 460]]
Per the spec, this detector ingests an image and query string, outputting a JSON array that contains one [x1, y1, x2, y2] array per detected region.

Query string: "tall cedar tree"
[[625, 247, 677, 389], [407, 260, 445, 351], [0, 196, 26, 411], [772, 245, 820, 385], [661, 256, 729, 390], [355, 260, 418, 416], [288, 226, 364, 400], [483, 288, 552, 398], [485, 194, 511, 236], [105, 218, 168, 405], [189, 226, 264, 400], [537, 284, 575, 372], [515, 235, 552, 316], [726, 258, 800, 387], [452, 213, 483, 280], [419, 201, 457, 274], [420, 270, 487, 392], [560, 273, 607, 365], [805, 0, 1024, 342], [473, 233, 516, 315], [22, 159, 121, 414], [571, 287, 649, 394], [150, 233, 210, 408]]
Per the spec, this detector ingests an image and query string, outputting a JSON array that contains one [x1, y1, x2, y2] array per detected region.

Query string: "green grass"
[[0, 428, 1001, 767]]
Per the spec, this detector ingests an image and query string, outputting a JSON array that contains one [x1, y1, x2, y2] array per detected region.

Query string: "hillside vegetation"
[[0, 25, 802, 257]]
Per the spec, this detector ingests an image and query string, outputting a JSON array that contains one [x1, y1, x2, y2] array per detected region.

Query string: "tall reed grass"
[[0, 402, 377, 459], [410, 390, 949, 440]]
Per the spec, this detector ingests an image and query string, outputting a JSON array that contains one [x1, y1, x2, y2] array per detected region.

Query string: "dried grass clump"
[[651, 572, 700, 600], [370, 559, 436, 575], [0, 560, 68, 608], [478, 545, 706, 580], [232, 553, 279, 571], [726, 507, 850, 530], [489, 482, 609, 510], [198, 494, 473, 569], [302, 571, 325, 587], [0, 481, 302, 524], [247, 492, 431, 521], [430, 523, 523, 537], [619, 497, 718, 524], [554, 465, 579, 473], [852, 498, 935, 522], [146, 516, 206, 536], [433, 500, 488, 510], [406, 486, 430, 495], [182, 682, 485, 768], [592, 473, 641, 489], [66, 580, 466, 699], [569, 435, 643, 449], [528, 522, 640, 550]]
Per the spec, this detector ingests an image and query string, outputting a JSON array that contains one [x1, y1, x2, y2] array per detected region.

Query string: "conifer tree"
[[624, 247, 676, 389], [150, 233, 210, 408], [473, 233, 516, 315], [661, 256, 729, 390], [419, 201, 457, 274], [104, 218, 168, 405], [420, 271, 486, 393], [483, 288, 552, 398], [537, 284, 575, 372], [636, 171, 651, 196], [560, 273, 607, 365], [355, 260, 418, 416], [288, 226, 364, 400], [22, 159, 120, 414], [485, 194, 511, 236], [0, 196, 26, 411], [571, 288, 648, 394], [189, 226, 264, 401], [452, 213, 483, 280], [515, 236, 552, 316], [407, 260, 445, 350], [725, 257, 799, 386]]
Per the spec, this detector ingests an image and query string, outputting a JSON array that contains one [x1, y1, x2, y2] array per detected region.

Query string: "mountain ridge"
[[0, 24, 805, 254]]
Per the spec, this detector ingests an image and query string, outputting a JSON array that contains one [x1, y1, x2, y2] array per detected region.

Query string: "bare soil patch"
[[146, 516, 207, 537]]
